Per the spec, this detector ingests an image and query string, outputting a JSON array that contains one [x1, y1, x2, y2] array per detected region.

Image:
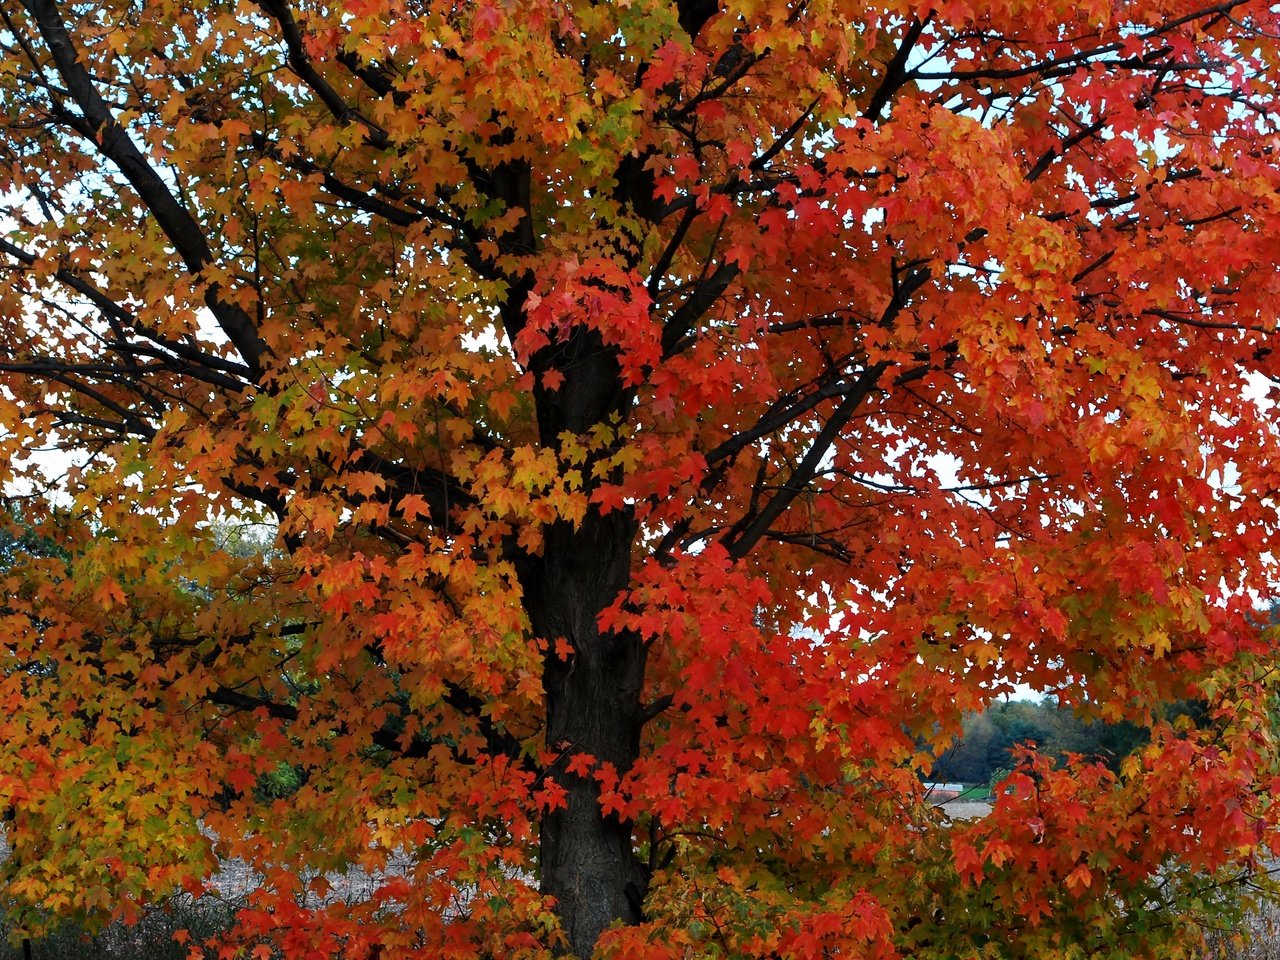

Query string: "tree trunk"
[[522, 511, 648, 958]]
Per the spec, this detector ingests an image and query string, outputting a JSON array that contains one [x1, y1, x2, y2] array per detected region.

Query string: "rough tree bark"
[[515, 328, 646, 956], [523, 512, 648, 956]]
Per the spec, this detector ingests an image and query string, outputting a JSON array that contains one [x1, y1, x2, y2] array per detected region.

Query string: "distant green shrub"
[[255, 762, 305, 801]]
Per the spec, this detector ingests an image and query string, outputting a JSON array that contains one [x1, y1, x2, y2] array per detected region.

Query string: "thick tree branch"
[[676, 0, 718, 39], [864, 15, 929, 121], [722, 361, 888, 559], [703, 371, 873, 470], [253, 0, 390, 148], [660, 260, 739, 358], [19, 0, 267, 376], [1027, 115, 1110, 182]]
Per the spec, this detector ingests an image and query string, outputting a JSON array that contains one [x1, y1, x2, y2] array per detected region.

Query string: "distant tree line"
[[929, 698, 1209, 786]]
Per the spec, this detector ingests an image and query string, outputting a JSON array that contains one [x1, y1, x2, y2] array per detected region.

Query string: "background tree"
[[929, 698, 1151, 786], [3, 0, 1280, 957]]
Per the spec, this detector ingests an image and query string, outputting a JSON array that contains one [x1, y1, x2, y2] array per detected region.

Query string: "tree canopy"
[[3, 0, 1280, 957]]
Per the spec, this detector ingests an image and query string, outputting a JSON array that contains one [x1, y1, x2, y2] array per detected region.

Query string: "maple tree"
[[4, 0, 1280, 956]]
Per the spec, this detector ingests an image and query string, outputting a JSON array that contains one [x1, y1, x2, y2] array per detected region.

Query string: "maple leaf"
[[225, 765, 257, 796]]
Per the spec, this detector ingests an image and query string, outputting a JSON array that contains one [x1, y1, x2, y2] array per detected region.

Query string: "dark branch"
[[722, 361, 888, 559], [660, 261, 739, 358], [253, 0, 390, 149], [676, 0, 718, 39], [864, 16, 929, 121], [19, 0, 267, 376]]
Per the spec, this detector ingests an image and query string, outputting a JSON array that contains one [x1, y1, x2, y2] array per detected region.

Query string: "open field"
[[934, 800, 994, 819]]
